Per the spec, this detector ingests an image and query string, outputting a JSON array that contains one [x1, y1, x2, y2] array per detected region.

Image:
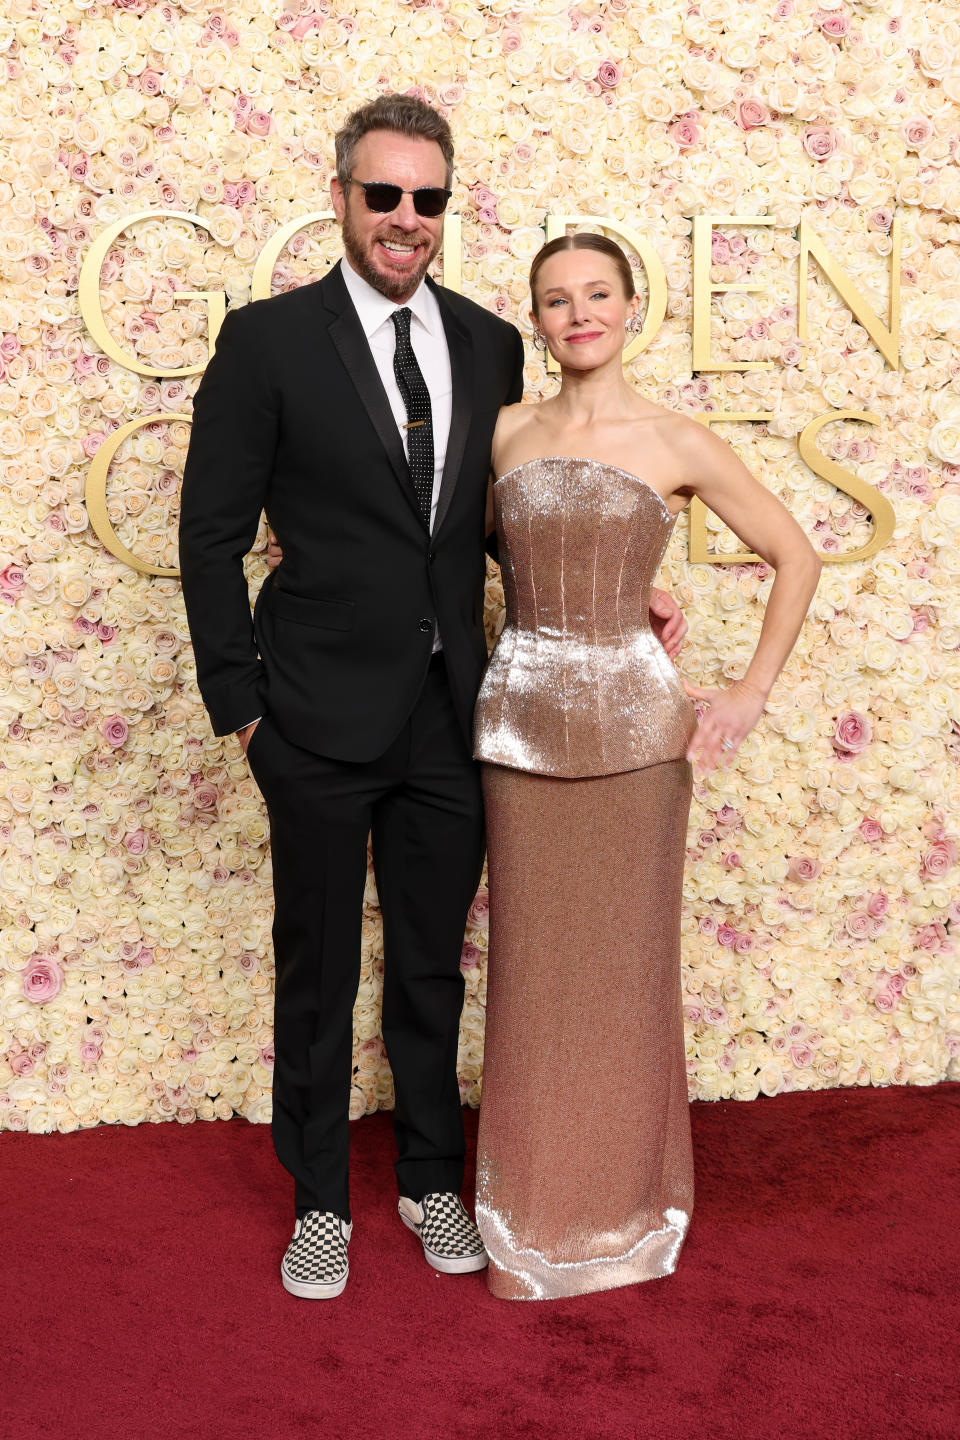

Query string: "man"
[[179, 94, 685, 1299]]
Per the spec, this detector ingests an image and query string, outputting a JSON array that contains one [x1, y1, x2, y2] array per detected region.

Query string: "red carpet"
[[4, 1084, 959, 1440]]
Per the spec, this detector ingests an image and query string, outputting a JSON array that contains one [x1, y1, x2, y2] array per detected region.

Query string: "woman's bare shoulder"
[[494, 400, 537, 438], [492, 400, 550, 468]]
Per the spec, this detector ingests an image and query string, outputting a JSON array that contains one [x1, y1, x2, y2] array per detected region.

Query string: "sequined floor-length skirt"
[[476, 759, 694, 1301]]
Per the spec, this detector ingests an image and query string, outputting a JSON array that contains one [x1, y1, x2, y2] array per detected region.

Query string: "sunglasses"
[[347, 178, 452, 218]]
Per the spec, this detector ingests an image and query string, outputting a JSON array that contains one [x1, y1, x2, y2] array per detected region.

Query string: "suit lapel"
[[322, 264, 425, 527], [431, 279, 475, 536]]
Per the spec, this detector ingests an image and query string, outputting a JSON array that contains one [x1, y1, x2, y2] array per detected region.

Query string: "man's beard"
[[341, 204, 440, 302]]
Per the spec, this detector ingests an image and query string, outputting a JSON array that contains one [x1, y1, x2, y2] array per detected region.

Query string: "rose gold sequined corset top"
[[474, 456, 697, 778]]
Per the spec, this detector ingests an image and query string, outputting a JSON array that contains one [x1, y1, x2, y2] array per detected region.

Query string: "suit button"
[[428, 551, 436, 563], [418, 618, 431, 633]]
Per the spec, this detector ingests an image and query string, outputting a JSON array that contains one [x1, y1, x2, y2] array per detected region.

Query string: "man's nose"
[[391, 192, 421, 230]]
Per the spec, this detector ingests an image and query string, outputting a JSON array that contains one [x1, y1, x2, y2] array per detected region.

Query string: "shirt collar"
[[341, 256, 437, 339]]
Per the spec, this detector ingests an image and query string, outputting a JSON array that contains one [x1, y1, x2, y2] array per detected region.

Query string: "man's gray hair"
[[335, 93, 455, 189]]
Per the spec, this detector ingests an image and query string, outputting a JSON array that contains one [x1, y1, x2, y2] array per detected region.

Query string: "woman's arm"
[[673, 420, 822, 772]]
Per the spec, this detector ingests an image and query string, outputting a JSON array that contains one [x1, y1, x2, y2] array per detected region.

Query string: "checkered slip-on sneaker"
[[398, 1192, 489, 1274], [280, 1211, 353, 1299]]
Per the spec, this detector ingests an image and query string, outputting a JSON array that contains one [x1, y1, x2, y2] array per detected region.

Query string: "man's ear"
[[330, 173, 346, 224]]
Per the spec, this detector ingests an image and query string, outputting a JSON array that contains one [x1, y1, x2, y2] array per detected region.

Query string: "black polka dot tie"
[[391, 307, 434, 529]]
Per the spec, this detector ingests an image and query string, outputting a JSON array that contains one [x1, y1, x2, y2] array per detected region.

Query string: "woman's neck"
[[550, 358, 639, 428]]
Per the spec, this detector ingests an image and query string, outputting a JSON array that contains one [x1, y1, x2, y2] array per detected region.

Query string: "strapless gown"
[[473, 456, 697, 1301]]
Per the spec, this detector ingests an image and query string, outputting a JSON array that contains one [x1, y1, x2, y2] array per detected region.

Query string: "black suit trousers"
[[246, 655, 484, 1220]]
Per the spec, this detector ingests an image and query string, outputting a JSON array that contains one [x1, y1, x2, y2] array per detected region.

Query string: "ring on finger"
[[720, 736, 734, 752]]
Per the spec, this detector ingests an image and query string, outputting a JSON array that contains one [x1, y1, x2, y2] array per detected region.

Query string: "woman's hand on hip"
[[649, 585, 687, 659], [683, 679, 768, 772]]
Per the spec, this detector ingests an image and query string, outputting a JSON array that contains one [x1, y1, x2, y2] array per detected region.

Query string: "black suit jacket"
[[179, 263, 524, 761]]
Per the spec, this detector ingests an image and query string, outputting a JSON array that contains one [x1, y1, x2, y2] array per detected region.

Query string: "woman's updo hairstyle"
[[529, 232, 636, 318]]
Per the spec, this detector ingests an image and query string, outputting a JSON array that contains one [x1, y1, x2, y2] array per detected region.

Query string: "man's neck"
[[342, 251, 423, 307]]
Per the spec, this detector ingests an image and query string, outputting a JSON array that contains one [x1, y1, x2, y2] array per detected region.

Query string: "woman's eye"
[[591, 291, 609, 300], [547, 297, 566, 307]]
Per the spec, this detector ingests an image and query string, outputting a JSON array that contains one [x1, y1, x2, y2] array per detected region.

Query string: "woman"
[[472, 232, 821, 1299]]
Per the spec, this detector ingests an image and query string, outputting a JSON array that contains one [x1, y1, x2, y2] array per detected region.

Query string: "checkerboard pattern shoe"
[[280, 1211, 352, 1299], [398, 1192, 489, 1274]]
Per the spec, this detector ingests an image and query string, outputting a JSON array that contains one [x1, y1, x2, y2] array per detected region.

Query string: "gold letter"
[[797, 216, 901, 368], [797, 410, 895, 563], [78, 211, 225, 378], [691, 215, 775, 372], [688, 412, 772, 563], [441, 212, 462, 295], [250, 211, 336, 303], [85, 414, 188, 577], [544, 214, 668, 372]]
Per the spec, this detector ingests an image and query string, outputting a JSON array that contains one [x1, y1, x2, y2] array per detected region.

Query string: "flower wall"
[[0, 0, 958, 1133]]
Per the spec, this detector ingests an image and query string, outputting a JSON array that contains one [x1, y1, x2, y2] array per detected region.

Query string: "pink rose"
[[717, 924, 738, 948], [79, 1041, 101, 1063], [597, 60, 621, 89], [866, 891, 888, 918], [670, 117, 701, 149], [874, 989, 896, 1013], [922, 840, 957, 877], [246, 110, 272, 137], [0, 563, 25, 590], [102, 715, 128, 747], [698, 915, 718, 936], [467, 889, 489, 928], [736, 98, 769, 130], [860, 817, 883, 842], [22, 957, 63, 1004], [501, 28, 523, 53], [289, 14, 323, 38], [787, 856, 822, 882], [259, 1042, 275, 1067], [902, 118, 932, 149], [722, 852, 741, 869], [833, 711, 872, 755], [734, 932, 754, 954], [844, 911, 872, 940], [10, 1053, 35, 1077], [818, 13, 850, 39], [460, 942, 480, 970], [125, 829, 148, 855], [916, 923, 948, 953], [804, 126, 841, 161]]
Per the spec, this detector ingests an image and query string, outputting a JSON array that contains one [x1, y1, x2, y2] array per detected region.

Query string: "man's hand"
[[649, 586, 687, 660], [266, 531, 282, 570], [237, 720, 260, 754]]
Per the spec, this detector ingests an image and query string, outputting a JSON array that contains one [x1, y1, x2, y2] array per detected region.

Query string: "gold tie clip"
[[403, 420, 425, 429]]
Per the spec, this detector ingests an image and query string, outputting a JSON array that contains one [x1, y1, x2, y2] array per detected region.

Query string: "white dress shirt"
[[340, 256, 453, 533]]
